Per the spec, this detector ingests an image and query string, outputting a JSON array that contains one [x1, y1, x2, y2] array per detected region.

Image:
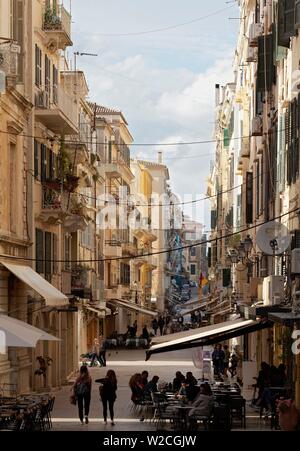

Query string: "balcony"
[[122, 242, 137, 256], [42, 5, 72, 50], [38, 184, 91, 231], [35, 86, 78, 135], [103, 160, 134, 183], [105, 240, 123, 258]]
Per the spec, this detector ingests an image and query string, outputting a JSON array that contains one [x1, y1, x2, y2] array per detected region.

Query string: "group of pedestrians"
[[212, 344, 241, 381], [72, 366, 117, 425], [151, 315, 171, 336], [90, 336, 107, 367]]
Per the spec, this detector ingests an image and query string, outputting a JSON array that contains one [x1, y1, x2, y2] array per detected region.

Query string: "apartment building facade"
[[208, 0, 300, 405]]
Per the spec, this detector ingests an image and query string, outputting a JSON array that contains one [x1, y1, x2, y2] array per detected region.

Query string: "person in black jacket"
[[96, 370, 117, 425]]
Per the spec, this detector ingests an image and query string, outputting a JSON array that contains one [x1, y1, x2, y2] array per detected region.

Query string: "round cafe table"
[[173, 405, 193, 430]]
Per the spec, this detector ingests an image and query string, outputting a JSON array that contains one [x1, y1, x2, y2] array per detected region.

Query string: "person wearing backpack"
[[96, 370, 117, 425], [73, 365, 92, 424]]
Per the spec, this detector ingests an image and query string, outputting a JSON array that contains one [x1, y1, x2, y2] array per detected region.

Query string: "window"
[[286, 96, 300, 185], [246, 172, 253, 224], [190, 247, 196, 257], [278, 0, 296, 47], [53, 65, 58, 104], [10, 0, 24, 82], [256, 161, 260, 218], [120, 263, 130, 285], [34, 140, 39, 179], [35, 44, 42, 87], [190, 264, 196, 276], [45, 55, 51, 104], [41, 144, 47, 182], [36, 229, 44, 274], [64, 234, 72, 270], [9, 142, 17, 234], [45, 232, 52, 280], [257, 34, 275, 92], [36, 229, 57, 277]]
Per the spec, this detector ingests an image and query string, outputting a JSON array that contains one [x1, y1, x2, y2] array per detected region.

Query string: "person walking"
[[158, 316, 165, 336], [212, 344, 225, 378], [151, 318, 158, 336], [90, 338, 100, 367], [142, 325, 149, 343], [99, 335, 107, 367], [73, 366, 92, 425], [96, 370, 118, 425], [223, 344, 231, 377]]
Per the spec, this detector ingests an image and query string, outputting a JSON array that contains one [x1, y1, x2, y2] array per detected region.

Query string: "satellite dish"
[[256, 221, 291, 255]]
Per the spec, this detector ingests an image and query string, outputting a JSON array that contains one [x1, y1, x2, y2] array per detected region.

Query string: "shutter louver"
[[45, 232, 52, 279], [36, 229, 44, 274], [295, 0, 300, 28], [41, 144, 47, 182], [246, 172, 253, 224], [34, 140, 39, 179], [257, 34, 275, 92]]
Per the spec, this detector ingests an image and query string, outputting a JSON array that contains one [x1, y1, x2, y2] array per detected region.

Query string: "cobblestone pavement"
[[51, 349, 271, 431]]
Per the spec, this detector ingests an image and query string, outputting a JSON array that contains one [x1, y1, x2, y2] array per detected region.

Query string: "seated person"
[[185, 372, 198, 386], [129, 373, 144, 404], [188, 383, 214, 418], [144, 376, 159, 394], [173, 371, 185, 392]]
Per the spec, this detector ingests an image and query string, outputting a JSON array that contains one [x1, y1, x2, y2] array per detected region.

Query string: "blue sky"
[[69, 0, 239, 228]]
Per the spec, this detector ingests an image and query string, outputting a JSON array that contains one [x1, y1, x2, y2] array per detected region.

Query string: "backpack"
[[76, 381, 89, 396]]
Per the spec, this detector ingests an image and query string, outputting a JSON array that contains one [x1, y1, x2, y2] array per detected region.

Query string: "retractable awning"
[[108, 299, 158, 317], [180, 306, 203, 317], [0, 314, 60, 348], [146, 318, 273, 360], [0, 261, 68, 307], [84, 305, 112, 317]]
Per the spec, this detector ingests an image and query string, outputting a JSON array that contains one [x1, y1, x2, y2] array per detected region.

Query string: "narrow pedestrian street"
[[51, 349, 269, 431]]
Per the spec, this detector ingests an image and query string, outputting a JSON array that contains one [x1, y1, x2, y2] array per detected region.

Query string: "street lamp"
[[227, 235, 256, 273]]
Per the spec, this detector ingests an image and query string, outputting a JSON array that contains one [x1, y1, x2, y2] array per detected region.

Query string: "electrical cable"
[[88, 6, 235, 37], [0, 206, 298, 264]]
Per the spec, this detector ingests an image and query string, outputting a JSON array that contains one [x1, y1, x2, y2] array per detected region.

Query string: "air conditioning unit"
[[249, 23, 263, 46], [251, 116, 263, 136], [0, 43, 20, 77], [291, 249, 300, 274], [262, 276, 285, 306], [246, 47, 258, 63]]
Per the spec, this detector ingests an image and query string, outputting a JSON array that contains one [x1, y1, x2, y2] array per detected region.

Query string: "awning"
[[268, 312, 300, 325], [180, 306, 203, 317], [84, 305, 111, 318], [108, 298, 158, 317], [146, 318, 273, 360], [0, 314, 60, 348], [0, 261, 68, 306]]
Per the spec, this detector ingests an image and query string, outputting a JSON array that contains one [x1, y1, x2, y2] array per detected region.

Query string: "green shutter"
[[45, 232, 52, 278], [278, 0, 296, 46], [296, 0, 300, 28], [36, 229, 44, 274], [246, 172, 253, 224], [257, 34, 275, 92], [34, 140, 39, 179], [41, 144, 47, 182]]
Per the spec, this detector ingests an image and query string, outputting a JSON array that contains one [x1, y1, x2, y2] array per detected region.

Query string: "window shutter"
[[36, 229, 44, 274], [53, 233, 58, 274], [16, 0, 23, 82], [211, 210, 217, 230], [278, 0, 296, 46], [246, 172, 253, 224], [257, 34, 275, 92], [41, 144, 47, 182], [295, 0, 300, 28], [45, 232, 52, 278], [207, 248, 212, 268], [256, 161, 260, 217], [222, 268, 231, 288], [34, 140, 39, 179]]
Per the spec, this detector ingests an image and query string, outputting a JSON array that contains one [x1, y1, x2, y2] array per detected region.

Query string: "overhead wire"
[[0, 206, 298, 264]]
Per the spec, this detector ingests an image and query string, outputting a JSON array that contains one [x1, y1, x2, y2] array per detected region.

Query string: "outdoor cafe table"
[[173, 405, 193, 430]]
